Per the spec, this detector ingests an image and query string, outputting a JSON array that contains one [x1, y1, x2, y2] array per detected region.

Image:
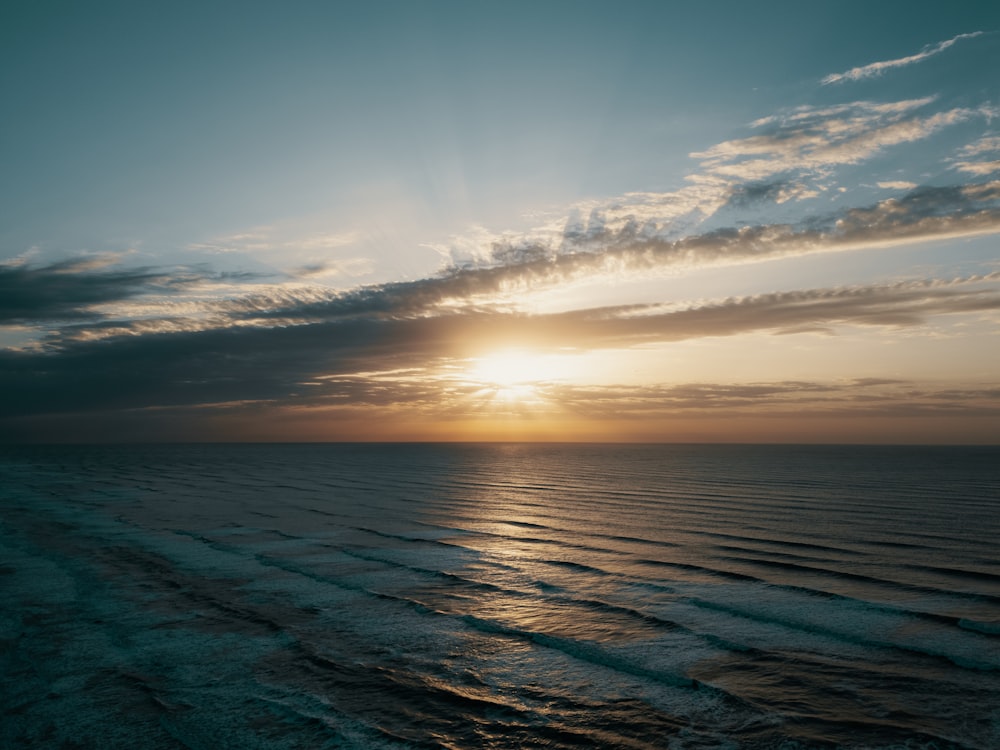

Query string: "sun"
[[464, 349, 580, 404], [470, 350, 549, 387]]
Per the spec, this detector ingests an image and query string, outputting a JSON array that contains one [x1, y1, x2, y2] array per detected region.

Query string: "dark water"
[[2, 443, 999, 749]]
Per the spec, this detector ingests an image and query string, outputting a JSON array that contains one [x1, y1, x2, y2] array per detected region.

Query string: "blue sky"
[[2, 1, 999, 442]]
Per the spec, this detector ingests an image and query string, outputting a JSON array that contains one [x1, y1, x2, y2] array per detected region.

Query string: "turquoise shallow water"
[[2, 443, 999, 749]]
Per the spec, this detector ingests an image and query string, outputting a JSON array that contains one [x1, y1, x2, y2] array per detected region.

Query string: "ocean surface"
[[2, 443, 999, 749]]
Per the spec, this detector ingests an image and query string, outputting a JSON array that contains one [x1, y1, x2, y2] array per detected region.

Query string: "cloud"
[[5, 373, 997, 444], [2, 269, 997, 427], [722, 181, 791, 207], [449, 90, 952, 268], [952, 135, 1000, 176], [877, 181, 918, 190], [822, 32, 984, 85], [954, 160, 1000, 176], [587, 274, 1000, 344], [27, 177, 1000, 352], [289, 257, 376, 280], [413, 87, 995, 277], [959, 136, 1000, 157], [431, 180, 1000, 296], [222, 375, 1000, 421], [0, 258, 224, 324], [693, 100, 989, 186], [546, 380, 1000, 419], [419, 95, 993, 268]]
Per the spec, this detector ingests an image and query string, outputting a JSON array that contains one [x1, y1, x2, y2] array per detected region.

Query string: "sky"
[[2, 0, 999, 443]]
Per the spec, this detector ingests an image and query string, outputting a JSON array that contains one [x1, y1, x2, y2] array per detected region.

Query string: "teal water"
[[2, 444, 999, 748]]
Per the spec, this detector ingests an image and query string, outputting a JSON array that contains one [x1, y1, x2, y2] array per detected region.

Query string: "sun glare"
[[465, 349, 579, 404], [470, 350, 550, 387]]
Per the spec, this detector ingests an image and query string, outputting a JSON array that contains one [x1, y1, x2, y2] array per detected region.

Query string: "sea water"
[[1, 443, 998, 749]]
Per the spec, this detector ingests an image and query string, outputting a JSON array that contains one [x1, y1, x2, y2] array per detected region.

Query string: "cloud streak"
[[2, 271, 997, 426], [548, 380, 1000, 420], [822, 32, 984, 85]]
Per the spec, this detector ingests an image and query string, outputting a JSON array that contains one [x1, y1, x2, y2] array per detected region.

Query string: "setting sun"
[[463, 350, 583, 405], [470, 350, 550, 387]]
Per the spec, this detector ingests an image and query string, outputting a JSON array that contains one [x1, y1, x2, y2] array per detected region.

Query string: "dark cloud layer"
[[0, 259, 178, 323], [0, 259, 261, 324], [2, 271, 998, 432]]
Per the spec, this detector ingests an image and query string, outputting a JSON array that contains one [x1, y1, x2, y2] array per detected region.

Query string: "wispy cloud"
[[693, 100, 988, 184], [955, 161, 1000, 176], [822, 32, 984, 85], [189, 227, 370, 281], [952, 135, 1000, 176], [289, 257, 376, 280], [958, 135, 1000, 157], [877, 181, 918, 190]]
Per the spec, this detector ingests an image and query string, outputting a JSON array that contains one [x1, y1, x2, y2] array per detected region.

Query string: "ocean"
[[1, 443, 998, 749]]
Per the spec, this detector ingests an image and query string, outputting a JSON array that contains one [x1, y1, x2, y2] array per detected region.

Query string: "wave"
[[958, 618, 1000, 636], [5, 443, 1000, 749], [717, 554, 1000, 606]]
